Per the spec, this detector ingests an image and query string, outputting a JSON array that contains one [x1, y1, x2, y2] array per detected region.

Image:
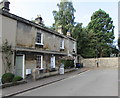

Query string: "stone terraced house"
[[0, 0, 77, 79], [118, 1, 120, 58]]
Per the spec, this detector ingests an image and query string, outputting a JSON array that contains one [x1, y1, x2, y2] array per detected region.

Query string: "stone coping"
[[36, 68, 76, 80]]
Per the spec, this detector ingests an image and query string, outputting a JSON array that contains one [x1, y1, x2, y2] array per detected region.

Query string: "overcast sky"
[[1, 0, 119, 45]]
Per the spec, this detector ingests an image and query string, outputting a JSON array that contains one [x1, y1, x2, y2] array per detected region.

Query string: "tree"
[[118, 37, 120, 49], [71, 23, 90, 57], [87, 9, 115, 57], [52, 0, 76, 35], [110, 45, 119, 57]]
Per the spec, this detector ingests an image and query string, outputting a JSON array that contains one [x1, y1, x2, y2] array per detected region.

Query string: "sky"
[[1, 0, 119, 45]]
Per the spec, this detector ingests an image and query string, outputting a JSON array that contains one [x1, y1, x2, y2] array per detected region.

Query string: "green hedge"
[[12, 76, 23, 83], [2, 73, 23, 84], [61, 60, 74, 69], [2, 73, 15, 84]]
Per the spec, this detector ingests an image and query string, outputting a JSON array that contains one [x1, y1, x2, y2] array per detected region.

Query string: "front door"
[[15, 55, 25, 78], [50, 56, 55, 68]]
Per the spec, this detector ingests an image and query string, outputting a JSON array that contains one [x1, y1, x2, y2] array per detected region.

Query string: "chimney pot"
[[35, 15, 43, 24], [0, 0, 10, 12], [67, 30, 71, 36], [57, 25, 63, 34]]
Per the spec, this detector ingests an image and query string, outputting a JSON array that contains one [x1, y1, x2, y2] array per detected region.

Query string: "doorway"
[[15, 55, 25, 78]]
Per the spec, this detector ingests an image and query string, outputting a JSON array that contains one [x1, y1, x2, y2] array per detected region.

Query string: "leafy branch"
[[0, 40, 13, 73]]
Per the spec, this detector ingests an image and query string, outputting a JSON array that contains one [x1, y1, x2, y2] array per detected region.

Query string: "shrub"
[[2, 73, 15, 84], [61, 60, 74, 69], [12, 76, 23, 82]]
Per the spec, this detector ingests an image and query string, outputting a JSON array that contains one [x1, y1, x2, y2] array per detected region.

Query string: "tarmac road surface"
[[16, 68, 118, 96]]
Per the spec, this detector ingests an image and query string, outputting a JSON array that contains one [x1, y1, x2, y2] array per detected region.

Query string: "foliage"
[[2, 73, 15, 84], [1, 40, 13, 73], [86, 9, 115, 57], [52, 2, 115, 58], [71, 23, 90, 57], [118, 37, 120, 49], [110, 45, 119, 57], [61, 59, 74, 69], [52, 0, 76, 35], [12, 76, 23, 83]]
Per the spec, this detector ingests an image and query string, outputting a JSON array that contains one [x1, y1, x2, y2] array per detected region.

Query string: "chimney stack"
[[35, 15, 43, 25], [67, 30, 71, 36], [57, 25, 63, 35], [0, 0, 10, 12]]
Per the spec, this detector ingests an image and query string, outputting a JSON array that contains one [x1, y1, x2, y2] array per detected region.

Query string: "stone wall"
[[81, 57, 119, 68], [1, 15, 17, 75], [0, 15, 2, 78], [16, 21, 77, 54]]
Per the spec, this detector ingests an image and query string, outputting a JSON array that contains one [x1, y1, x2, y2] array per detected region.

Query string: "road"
[[16, 68, 118, 96]]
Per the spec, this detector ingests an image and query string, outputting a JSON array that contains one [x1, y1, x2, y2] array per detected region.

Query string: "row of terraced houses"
[[0, 0, 79, 79]]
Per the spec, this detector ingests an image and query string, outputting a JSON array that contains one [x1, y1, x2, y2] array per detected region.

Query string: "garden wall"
[[81, 57, 119, 68]]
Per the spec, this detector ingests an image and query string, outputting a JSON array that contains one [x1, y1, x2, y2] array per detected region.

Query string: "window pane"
[[60, 39, 64, 49], [37, 56, 41, 68], [36, 32, 41, 44]]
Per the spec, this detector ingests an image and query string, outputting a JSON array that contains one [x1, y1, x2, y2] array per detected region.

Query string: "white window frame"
[[50, 55, 55, 68], [35, 31, 44, 45], [74, 42, 76, 51], [60, 39, 64, 49], [36, 55, 43, 69]]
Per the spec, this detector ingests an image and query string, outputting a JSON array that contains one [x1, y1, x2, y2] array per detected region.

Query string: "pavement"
[[1, 67, 89, 97], [16, 68, 118, 96]]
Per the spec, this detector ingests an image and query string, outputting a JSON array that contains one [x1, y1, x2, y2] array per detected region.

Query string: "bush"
[[2, 73, 15, 84], [61, 60, 74, 69], [12, 76, 23, 82]]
